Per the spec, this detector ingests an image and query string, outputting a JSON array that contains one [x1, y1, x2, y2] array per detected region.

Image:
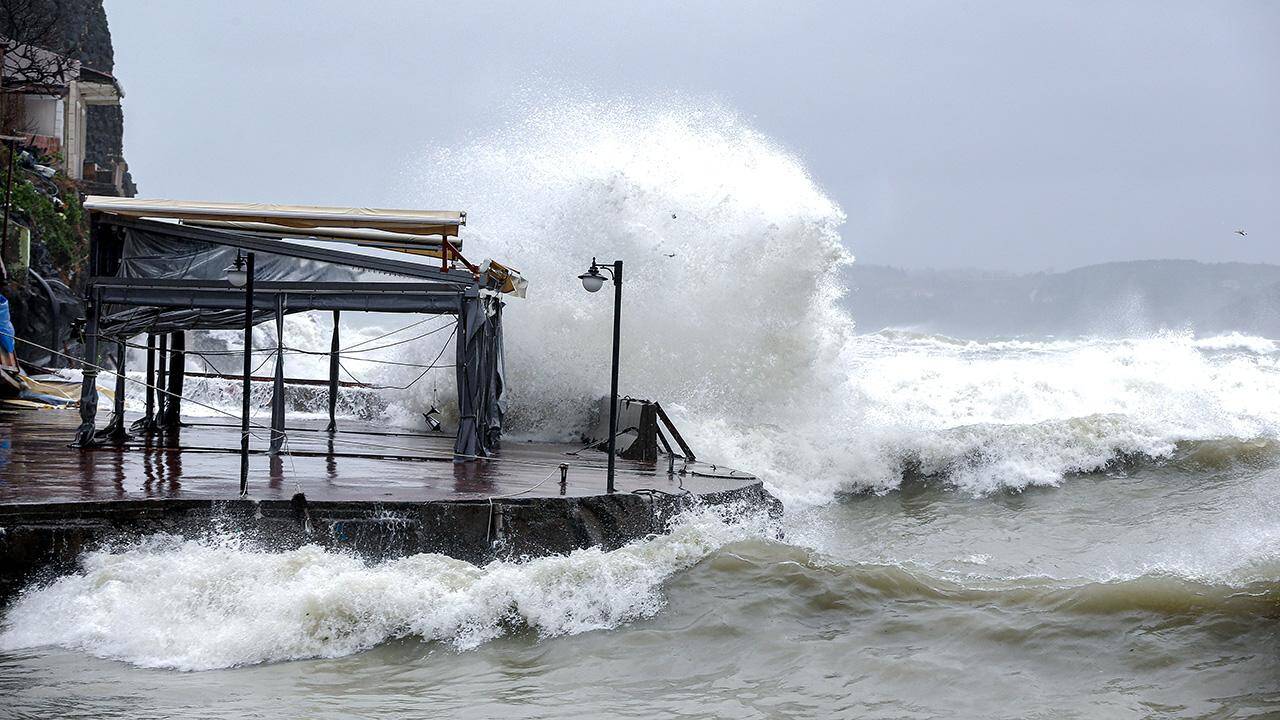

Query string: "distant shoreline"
[[842, 259, 1280, 339]]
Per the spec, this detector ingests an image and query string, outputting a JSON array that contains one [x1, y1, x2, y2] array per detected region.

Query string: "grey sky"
[[105, 0, 1277, 272]]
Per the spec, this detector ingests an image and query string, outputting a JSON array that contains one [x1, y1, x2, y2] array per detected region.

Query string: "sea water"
[[0, 100, 1275, 719]]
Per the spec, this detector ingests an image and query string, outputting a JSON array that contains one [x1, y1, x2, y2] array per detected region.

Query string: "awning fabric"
[[178, 219, 460, 250], [84, 196, 465, 236]]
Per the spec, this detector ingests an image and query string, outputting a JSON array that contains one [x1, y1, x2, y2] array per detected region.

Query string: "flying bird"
[[1235, 229, 1247, 236], [664, 252, 677, 258]]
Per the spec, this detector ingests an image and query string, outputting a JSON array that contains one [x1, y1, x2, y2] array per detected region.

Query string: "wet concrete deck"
[[0, 408, 755, 504], [0, 407, 776, 599]]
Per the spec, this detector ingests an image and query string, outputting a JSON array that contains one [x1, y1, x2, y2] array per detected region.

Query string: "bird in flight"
[[1235, 229, 1247, 236]]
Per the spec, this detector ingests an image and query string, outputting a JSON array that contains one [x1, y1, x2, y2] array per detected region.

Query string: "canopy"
[[178, 219, 461, 253], [83, 197, 465, 237], [72, 209, 509, 461]]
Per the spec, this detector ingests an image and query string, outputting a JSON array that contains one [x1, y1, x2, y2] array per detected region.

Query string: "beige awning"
[[179, 219, 460, 249], [83, 196, 465, 236]]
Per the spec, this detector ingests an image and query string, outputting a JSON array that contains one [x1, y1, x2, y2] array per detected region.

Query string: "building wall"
[[19, 94, 61, 138]]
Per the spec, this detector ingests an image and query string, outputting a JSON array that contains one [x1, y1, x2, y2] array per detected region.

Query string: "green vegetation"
[[3, 159, 88, 278]]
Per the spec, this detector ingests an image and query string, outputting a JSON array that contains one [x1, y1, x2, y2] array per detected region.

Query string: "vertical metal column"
[[155, 333, 168, 424], [269, 294, 286, 455], [142, 333, 156, 430], [239, 252, 255, 496], [71, 288, 101, 447], [162, 331, 185, 428], [105, 340, 128, 442], [605, 260, 623, 493], [326, 309, 340, 434]]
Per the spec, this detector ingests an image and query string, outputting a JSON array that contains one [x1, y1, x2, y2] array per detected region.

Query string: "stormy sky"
[[105, 1, 1277, 272]]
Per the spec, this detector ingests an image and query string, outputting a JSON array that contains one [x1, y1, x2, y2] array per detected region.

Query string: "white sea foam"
[[0, 505, 777, 670], [115, 98, 1280, 502]]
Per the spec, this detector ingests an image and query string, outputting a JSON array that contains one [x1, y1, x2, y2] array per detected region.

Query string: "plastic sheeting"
[[0, 295, 14, 353], [453, 291, 506, 459], [117, 226, 351, 284], [100, 226, 360, 336]]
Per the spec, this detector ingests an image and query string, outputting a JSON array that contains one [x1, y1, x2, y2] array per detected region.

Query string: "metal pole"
[[0, 140, 14, 285], [155, 333, 168, 422], [239, 252, 255, 496], [326, 309, 340, 433], [269, 293, 285, 455], [606, 259, 623, 493], [143, 332, 156, 428]]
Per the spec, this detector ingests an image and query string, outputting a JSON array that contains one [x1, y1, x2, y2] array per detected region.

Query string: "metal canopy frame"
[[97, 215, 476, 284], [73, 209, 507, 475]]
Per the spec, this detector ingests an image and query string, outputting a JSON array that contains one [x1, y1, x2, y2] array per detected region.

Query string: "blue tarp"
[[0, 295, 14, 354]]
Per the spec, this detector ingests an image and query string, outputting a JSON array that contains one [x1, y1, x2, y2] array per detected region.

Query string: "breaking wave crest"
[[99, 98, 1280, 503], [0, 505, 780, 671], [3, 512, 1273, 671]]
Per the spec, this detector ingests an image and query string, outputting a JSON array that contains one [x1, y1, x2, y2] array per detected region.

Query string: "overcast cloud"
[[105, 0, 1278, 272]]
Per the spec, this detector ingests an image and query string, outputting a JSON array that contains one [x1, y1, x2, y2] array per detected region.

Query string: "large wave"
[[0, 505, 778, 671], [112, 99, 1280, 503]]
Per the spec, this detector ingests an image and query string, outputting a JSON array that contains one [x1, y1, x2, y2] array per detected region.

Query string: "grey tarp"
[[453, 290, 506, 460], [77, 215, 508, 462], [100, 226, 359, 336]]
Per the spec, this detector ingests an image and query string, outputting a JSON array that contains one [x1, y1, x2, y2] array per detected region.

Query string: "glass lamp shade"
[[579, 271, 605, 293], [225, 266, 248, 288]]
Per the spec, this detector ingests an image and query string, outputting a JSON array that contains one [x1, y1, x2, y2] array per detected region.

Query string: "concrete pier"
[[0, 410, 778, 599]]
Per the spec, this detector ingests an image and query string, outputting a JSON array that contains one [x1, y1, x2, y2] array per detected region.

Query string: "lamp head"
[[578, 262, 605, 293], [224, 252, 248, 288]]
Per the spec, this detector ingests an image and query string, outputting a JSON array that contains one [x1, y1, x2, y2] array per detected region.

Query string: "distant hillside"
[[842, 260, 1280, 338]]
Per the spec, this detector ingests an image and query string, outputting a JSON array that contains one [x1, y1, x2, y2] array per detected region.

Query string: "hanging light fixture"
[[422, 405, 443, 433], [224, 251, 248, 288]]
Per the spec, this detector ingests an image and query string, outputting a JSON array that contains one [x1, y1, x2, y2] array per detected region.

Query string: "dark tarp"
[[100, 226, 360, 336], [78, 217, 507, 462], [453, 290, 506, 459]]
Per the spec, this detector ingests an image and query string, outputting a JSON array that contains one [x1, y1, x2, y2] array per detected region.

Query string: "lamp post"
[[578, 257, 622, 493], [226, 251, 253, 496]]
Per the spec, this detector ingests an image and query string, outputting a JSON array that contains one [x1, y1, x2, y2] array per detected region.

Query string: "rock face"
[[1, 0, 136, 365]]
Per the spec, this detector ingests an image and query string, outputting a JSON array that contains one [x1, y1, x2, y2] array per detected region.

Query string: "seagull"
[[1235, 229, 1247, 236], [663, 252, 676, 258]]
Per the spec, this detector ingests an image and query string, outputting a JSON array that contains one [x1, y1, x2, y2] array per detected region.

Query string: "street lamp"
[[227, 250, 255, 496], [578, 257, 623, 493]]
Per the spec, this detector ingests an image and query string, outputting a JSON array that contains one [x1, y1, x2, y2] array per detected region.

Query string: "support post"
[[326, 309, 340, 433], [71, 288, 101, 447], [606, 259, 623, 493], [131, 333, 157, 433], [143, 332, 155, 422], [239, 252, 255, 496], [161, 331, 185, 428], [98, 339, 130, 443], [155, 333, 168, 424], [269, 293, 285, 455]]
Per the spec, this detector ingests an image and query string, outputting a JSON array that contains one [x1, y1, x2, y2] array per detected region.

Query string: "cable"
[[296, 320, 457, 355], [6, 334, 276, 442], [342, 315, 447, 351], [337, 331, 454, 391]]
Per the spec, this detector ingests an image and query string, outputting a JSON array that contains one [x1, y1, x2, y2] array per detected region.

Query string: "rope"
[[342, 315, 446, 351], [289, 320, 457, 355], [337, 332, 454, 391], [486, 466, 563, 543], [8, 334, 275, 438], [113, 318, 456, 368]]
